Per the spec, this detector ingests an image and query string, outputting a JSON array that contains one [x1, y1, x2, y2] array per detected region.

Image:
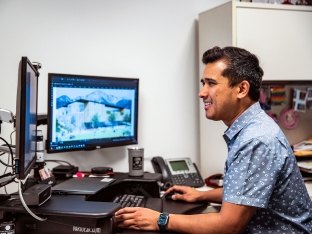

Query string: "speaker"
[[91, 167, 113, 176], [23, 184, 51, 206], [52, 165, 78, 179]]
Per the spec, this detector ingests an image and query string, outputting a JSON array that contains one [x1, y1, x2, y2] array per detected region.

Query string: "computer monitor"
[[15, 57, 39, 180], [46, 73, 139, 153]]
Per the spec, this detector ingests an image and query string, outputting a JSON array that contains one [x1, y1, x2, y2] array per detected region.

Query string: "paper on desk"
[[294, 151, 312, 157], [294, 140, 312, 151], [100, 177, 115, 183], [293, 138, 312, 157], [298, 160, 312, 170]]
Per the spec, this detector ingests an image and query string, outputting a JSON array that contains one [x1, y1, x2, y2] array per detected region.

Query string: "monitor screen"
[[46, 73, 139, 153], [15, 57, 39, 180]]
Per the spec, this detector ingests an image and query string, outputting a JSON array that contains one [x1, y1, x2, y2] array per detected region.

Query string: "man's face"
[[199, 60, 240, 126]]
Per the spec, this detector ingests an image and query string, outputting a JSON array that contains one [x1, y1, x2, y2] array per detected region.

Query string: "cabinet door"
[[236, 6, 312, 80]]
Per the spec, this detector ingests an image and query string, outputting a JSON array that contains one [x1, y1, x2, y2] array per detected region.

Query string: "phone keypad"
[[171, 173, 204, 187]]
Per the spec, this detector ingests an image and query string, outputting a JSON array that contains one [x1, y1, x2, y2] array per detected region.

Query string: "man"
[[115, 46, 312, 233]]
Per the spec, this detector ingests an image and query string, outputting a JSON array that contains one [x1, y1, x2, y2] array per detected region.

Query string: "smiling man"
[[114, 46, 312, 233]]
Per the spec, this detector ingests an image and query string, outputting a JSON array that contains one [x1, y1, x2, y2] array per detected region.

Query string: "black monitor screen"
[[46, 73, 139, 153], [15, 57, 39, 179]]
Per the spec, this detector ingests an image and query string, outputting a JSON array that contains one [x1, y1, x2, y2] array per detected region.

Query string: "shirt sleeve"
[[223, 138, 284, 208]]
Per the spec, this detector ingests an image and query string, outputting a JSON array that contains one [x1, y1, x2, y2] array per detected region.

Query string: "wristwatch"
[[157, 213, 169, 232]]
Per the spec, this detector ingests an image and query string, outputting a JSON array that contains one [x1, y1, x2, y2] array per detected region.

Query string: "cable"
[[0, 152, 13, 167], [0, 147, 13, 167], [0, 173, 15, 188], [9, 129, 15, 145], [0, 158, 13, 167], [0, 172, 13, 179], [0, 134, 16, 194], [0, 137, 14, 168], [45, 159, 73, 166], [17, 178, 47, 222]]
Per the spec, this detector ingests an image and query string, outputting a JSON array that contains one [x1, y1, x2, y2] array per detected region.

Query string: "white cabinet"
[[235, 3, 312, 80], [198, 1, 312, 178]]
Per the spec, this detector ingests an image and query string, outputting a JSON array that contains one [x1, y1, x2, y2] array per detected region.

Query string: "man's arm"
[[115, 187, 256, 233], [115, 201, 256, 233], [167, 201, 256, 234], [166, 185, 223, 204]]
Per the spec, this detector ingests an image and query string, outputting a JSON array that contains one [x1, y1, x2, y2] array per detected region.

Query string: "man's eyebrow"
[[201, 78, 217, 82]]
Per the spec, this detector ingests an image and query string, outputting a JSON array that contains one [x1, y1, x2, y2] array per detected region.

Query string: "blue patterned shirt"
[[223, 102, 312, 233]]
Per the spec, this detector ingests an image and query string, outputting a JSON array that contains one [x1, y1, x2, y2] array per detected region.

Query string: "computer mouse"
[[164, 191, 181, 200]]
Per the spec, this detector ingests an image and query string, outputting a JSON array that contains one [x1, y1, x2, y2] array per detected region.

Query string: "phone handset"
[[151, 156, 173, 190]]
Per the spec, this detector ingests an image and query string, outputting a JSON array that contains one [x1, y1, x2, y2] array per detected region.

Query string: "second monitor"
[[46, 73, 139, 153]]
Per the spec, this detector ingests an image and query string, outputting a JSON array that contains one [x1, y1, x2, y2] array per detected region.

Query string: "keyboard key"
[[113, 194, 145, 208]]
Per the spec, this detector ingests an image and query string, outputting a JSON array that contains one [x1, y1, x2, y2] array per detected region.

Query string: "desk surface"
[[0, 194, 120, 218]]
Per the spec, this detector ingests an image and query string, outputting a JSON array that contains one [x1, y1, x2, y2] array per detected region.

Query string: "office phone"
[[151, 156, 204, 188]]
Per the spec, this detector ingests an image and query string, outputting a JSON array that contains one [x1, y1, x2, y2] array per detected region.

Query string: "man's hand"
[[164, 185, 203, 202], [115, 207, 160, 231]]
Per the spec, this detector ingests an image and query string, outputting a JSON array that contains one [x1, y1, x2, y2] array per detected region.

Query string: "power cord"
[[0, 137, 14, 169], [0, 130, 16, 194], [45, 159, 73, 166]]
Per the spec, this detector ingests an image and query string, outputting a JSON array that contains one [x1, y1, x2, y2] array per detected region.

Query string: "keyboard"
[[113, 194, 145, 208]]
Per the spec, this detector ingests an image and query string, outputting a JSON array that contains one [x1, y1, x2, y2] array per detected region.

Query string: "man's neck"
[[223, 100, 257, 127]]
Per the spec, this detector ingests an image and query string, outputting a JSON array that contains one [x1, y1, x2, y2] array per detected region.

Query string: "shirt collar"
[[223, 102, 262, 142]]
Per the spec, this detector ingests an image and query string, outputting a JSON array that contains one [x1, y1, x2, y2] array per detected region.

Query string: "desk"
[[0, 172, 209, 234], [0, 194, 120, 234]]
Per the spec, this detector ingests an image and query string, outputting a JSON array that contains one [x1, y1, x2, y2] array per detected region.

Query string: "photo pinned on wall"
[[259, 87, 271, 111], [250, 0, 311, 4], [260, 86, 280, 122], [251, 0, 283, 3], [279, 108, 300, 129], [293, 88, 307, 112], [295, 0, 312, 5], [270, 86, 286, 105]]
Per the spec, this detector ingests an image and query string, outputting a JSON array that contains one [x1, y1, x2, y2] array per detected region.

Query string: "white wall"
[[0, 0, 229, 193]]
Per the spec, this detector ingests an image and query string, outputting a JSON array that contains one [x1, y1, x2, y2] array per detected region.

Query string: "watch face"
[[158, 213, 169, 230], [158, 213, 169, 225]]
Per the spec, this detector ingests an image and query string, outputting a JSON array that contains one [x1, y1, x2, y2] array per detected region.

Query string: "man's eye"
[[201, 79, 216, 86]]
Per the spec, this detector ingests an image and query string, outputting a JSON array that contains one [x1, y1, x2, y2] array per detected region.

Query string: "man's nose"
[[198, 87, 206, 98]]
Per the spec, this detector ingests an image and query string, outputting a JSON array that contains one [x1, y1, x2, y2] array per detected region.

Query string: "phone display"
[[169, 160, 189, 172]]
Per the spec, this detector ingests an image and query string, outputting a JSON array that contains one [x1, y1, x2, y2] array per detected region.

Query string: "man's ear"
[[237, 80, 250, 99]]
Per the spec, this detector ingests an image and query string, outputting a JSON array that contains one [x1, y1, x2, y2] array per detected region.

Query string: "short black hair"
[[202, 46, 263, 101]]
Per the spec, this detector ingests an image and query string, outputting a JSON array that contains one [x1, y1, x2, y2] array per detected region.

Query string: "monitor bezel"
[[15, 57, 39, 180], [46, 73, 139, 153]]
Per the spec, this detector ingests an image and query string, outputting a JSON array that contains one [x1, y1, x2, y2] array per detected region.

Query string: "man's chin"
[[206, 114, 219, 121]]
